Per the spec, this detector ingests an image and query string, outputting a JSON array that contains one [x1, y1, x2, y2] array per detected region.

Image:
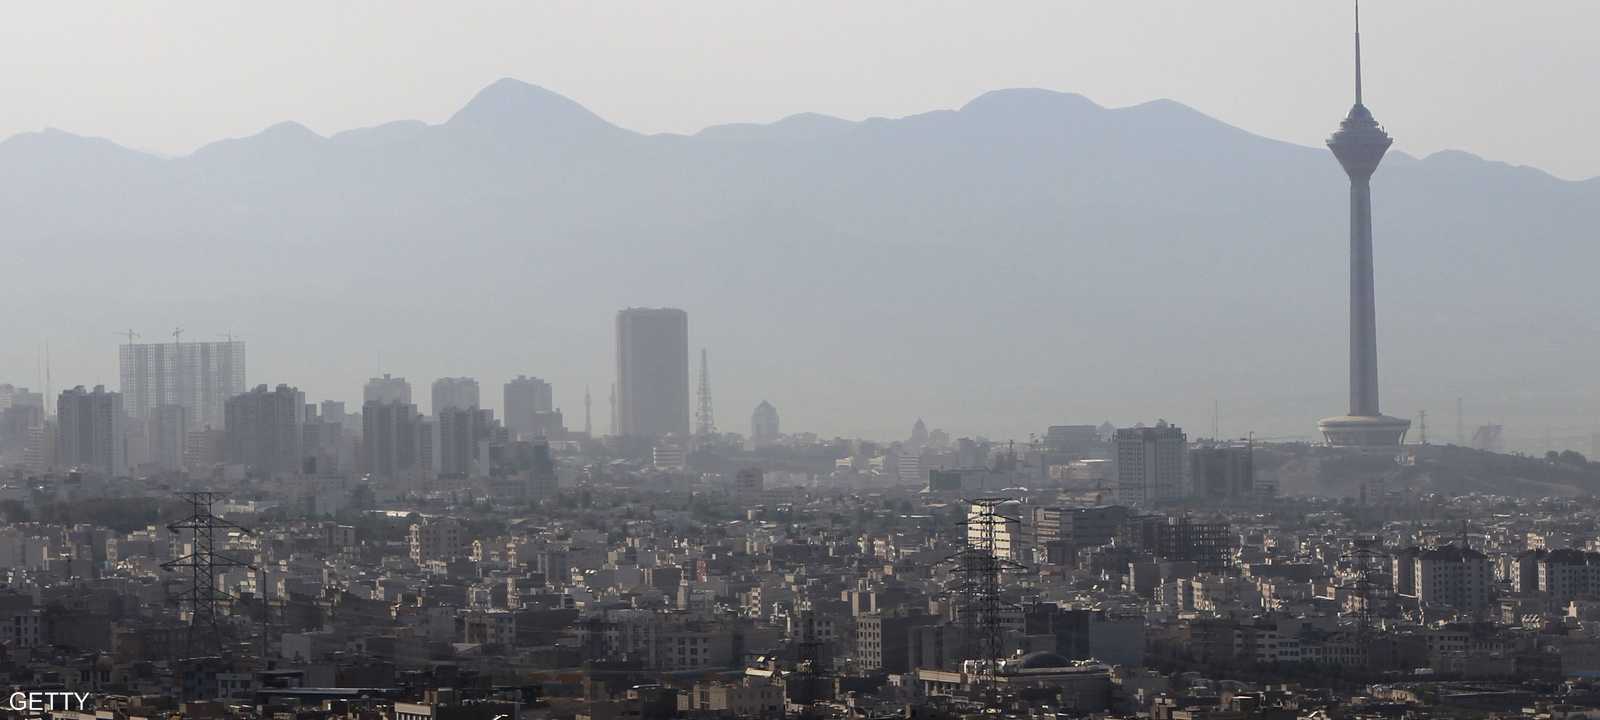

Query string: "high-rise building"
[[0, 388, 44, 463], [409, 516, 464, 564], [151, 404, 189, 473], [615, 308, 689, 437], [527, 440, 559, 498], [56, 385, 126, 477], [431, 377, 480, 415], [320, 400, 346, 426], [967, 499, 1026, 562], [437, 406, 479, 477], [1316, 6, 1410, 447], [1, 387, 41, 411], [364, 374, 412, 405], [1114, 423, 1187, 505], [301, 403, 347, 476], [1536, 550, 1600, 602], [416, 417, 435, 475], [119, 340, 246, 430], [908, 419, 929, 449], [184, 428, 225, 471], [223, 384, 305, 478], [1120, 515, 1232, 571], [1032, 505, 1132, 564], [1189, 444, 1255, 500], [750, 400, 780, 447], [1045, 425, 1102, 459], [1414, 546, 1492, 611], [362, 400, 424, 481], [504, 375, 561, 440]]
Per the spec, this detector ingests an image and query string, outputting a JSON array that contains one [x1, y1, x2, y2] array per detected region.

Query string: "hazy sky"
[[2, 1, 1596, 180]]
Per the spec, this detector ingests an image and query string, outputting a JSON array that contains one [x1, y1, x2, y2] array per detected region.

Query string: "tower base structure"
[[1318, 414, 1410, 447]]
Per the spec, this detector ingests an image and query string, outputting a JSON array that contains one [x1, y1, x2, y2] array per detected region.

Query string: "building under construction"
[[1120, 514, 1232, 571], [120, 339, 246, 430]]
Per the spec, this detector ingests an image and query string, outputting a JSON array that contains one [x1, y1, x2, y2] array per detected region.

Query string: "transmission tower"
[[944, 497, 1026, 689], [162, 491, 255, 656], [694, 348, 715, 438]]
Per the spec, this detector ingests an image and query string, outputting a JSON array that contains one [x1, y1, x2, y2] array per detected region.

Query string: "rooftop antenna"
[[584, 385, 593, 437]]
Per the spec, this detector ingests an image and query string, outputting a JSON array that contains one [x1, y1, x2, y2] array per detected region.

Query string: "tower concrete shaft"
[[1344, 162, 1382, 416]]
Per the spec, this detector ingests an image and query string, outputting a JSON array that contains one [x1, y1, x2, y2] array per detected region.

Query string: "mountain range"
[[2, 78, 1597, 446]]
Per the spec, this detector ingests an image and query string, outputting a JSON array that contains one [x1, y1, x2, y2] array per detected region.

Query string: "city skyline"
[[3, 12, 1598, 450], [2, 7, 1600, 713]]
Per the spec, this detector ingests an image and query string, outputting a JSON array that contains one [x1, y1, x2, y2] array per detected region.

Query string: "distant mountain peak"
[[446, 78, 624, 137], [190, 120, 323, 161], [959, 88, 1102, 115], [258, 120, 322, 140]]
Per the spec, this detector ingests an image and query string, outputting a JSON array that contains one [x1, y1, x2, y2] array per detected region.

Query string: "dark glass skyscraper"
[[615, 307, 689, 437]]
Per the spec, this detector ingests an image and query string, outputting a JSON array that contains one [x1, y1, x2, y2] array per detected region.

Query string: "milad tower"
[[1317, 1, 1410, 448]]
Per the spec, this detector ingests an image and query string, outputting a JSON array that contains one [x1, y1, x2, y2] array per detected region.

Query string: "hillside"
[[2, 78, 1596, 443]]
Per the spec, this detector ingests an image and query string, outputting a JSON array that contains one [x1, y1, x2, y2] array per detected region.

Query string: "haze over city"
[[9, 3, 1600, 718], [4, 2, 1599, 447]]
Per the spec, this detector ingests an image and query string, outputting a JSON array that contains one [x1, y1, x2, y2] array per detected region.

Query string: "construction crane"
[[117, 329, 141, 346]]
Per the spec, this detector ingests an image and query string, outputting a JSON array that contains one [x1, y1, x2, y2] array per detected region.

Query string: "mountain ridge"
[[1, 80, 1589, 184], [1, 78, 1596, 444]]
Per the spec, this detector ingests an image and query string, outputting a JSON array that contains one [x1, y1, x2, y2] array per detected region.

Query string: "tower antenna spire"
[[1354, 0, 1363, 106]]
